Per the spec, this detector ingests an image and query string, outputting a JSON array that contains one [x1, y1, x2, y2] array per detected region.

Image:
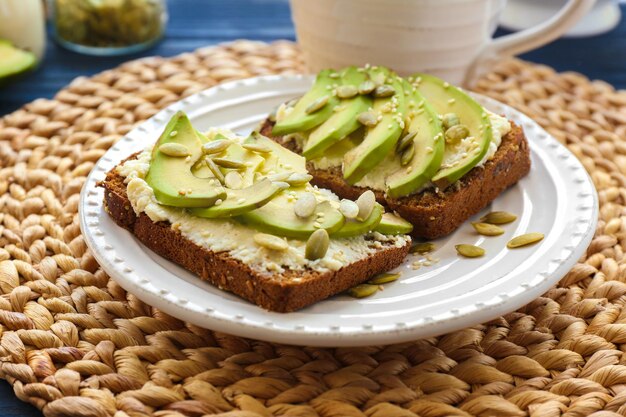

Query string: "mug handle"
[[464, 0, 597, 86]]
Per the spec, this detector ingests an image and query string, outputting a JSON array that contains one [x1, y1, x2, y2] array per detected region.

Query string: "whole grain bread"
[[260, 121, 531, 239], [99, 163, 410, 312]]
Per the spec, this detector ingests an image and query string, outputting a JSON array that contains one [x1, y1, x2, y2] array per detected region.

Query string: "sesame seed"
[[215, 199, 223, 205], [169, 130, 178, 137], [448, 98, 456, 105]]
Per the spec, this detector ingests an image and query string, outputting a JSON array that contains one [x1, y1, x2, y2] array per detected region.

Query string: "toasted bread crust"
[[99, 165, 410, 312], [260, 121, 531, 239]]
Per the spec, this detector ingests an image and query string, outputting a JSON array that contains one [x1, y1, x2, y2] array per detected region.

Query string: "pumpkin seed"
[[294, 192, 317, 218], [357, 111, 379, 127], [445, 124, 470, 144], [356, 190, 376, 221], [286, 96, 301, 108], [401, 144, 415, 166], [358, 80, 376, 95], [305, 95, 330, 114], [507, 233, 544, 248], [348, 284, 378, 298], [202, 139, 231, 155], [212, 158, 246, 169], [373, 85, 396, 98], [306, 229, 330, 260], [368, 272, 401, 285], [267, 172, 291, 182], [480, 211, 517, 225], [441, 113, 460, 130], [205, 157, 225, 183], [224, 171, 243, 189], [396, 131, 417, 153], [411, 242, 435, 254], [286, 173, 313, 186], [372, 72, 387, 87], [242, 143, 272, 153], [339, 199, 359, 219], [455, 244, 485, 258], [254, 233, 288, 251], [273, 181, 290, 190], [472, 222, 505, 236], [337, 85, 358, 99], [158, 143, 190, 157]]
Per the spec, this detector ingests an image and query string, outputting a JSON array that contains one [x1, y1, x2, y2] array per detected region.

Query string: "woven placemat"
[[0, 40, 624, 417]]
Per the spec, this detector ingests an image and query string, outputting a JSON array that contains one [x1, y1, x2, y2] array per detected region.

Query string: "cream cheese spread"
[[117, 128, 410, 275]]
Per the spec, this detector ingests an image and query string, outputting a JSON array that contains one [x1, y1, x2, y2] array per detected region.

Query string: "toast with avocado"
[[260, 67, 531, 239], [99, 111, 411, 312]]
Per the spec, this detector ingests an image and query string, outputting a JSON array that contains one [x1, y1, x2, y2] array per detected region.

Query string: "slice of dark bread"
[[260, 121, 531, 239], [99, 161, 410, 313]]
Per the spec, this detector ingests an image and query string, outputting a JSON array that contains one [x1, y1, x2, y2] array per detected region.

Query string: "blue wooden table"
[[0, 0, 624, 415]]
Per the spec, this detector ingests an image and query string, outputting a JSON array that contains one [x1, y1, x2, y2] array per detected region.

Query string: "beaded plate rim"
[[79, 75, 598, 346]]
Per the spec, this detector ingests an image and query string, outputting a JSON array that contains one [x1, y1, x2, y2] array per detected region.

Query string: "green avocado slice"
[[188, 179, 281, 218], [271, 69, 340, 136], [145, 111, 226, 208], [413, 73, 493, 188], [0, 39, 36, 81], [246, 131, 307, 174], [343, 67, 408, 184], [236, 192, 345, 239], [385, 81, 445, 198], [374, 212, 413, 235], [302, 67, 372, 159], [331, 204, 383, 238]]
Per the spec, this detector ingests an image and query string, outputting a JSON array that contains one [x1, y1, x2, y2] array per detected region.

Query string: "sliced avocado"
[[413, 73, 493, 188], [343, 67, 408, 184], [302, 67, 372, 159], [385, 81, 445, 198], [374, 212, 413, 235], [146, 111, 226, 208], [272, 69, 340, 136], [332, 204, 383, 238], [0, 39, 36, 82], [188, 179, 281, 218], [246, 131, 307, 175], [237, 192, 344, 239]]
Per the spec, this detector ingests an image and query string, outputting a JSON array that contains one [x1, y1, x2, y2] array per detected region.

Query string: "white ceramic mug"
[[290, 0, 596, 86]]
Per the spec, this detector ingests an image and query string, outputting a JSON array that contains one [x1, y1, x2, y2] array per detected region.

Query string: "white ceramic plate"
[[80, 75, 597, 347]]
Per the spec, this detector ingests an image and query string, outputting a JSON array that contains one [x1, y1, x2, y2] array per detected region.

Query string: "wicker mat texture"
[[0, 40, 625, 417]]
